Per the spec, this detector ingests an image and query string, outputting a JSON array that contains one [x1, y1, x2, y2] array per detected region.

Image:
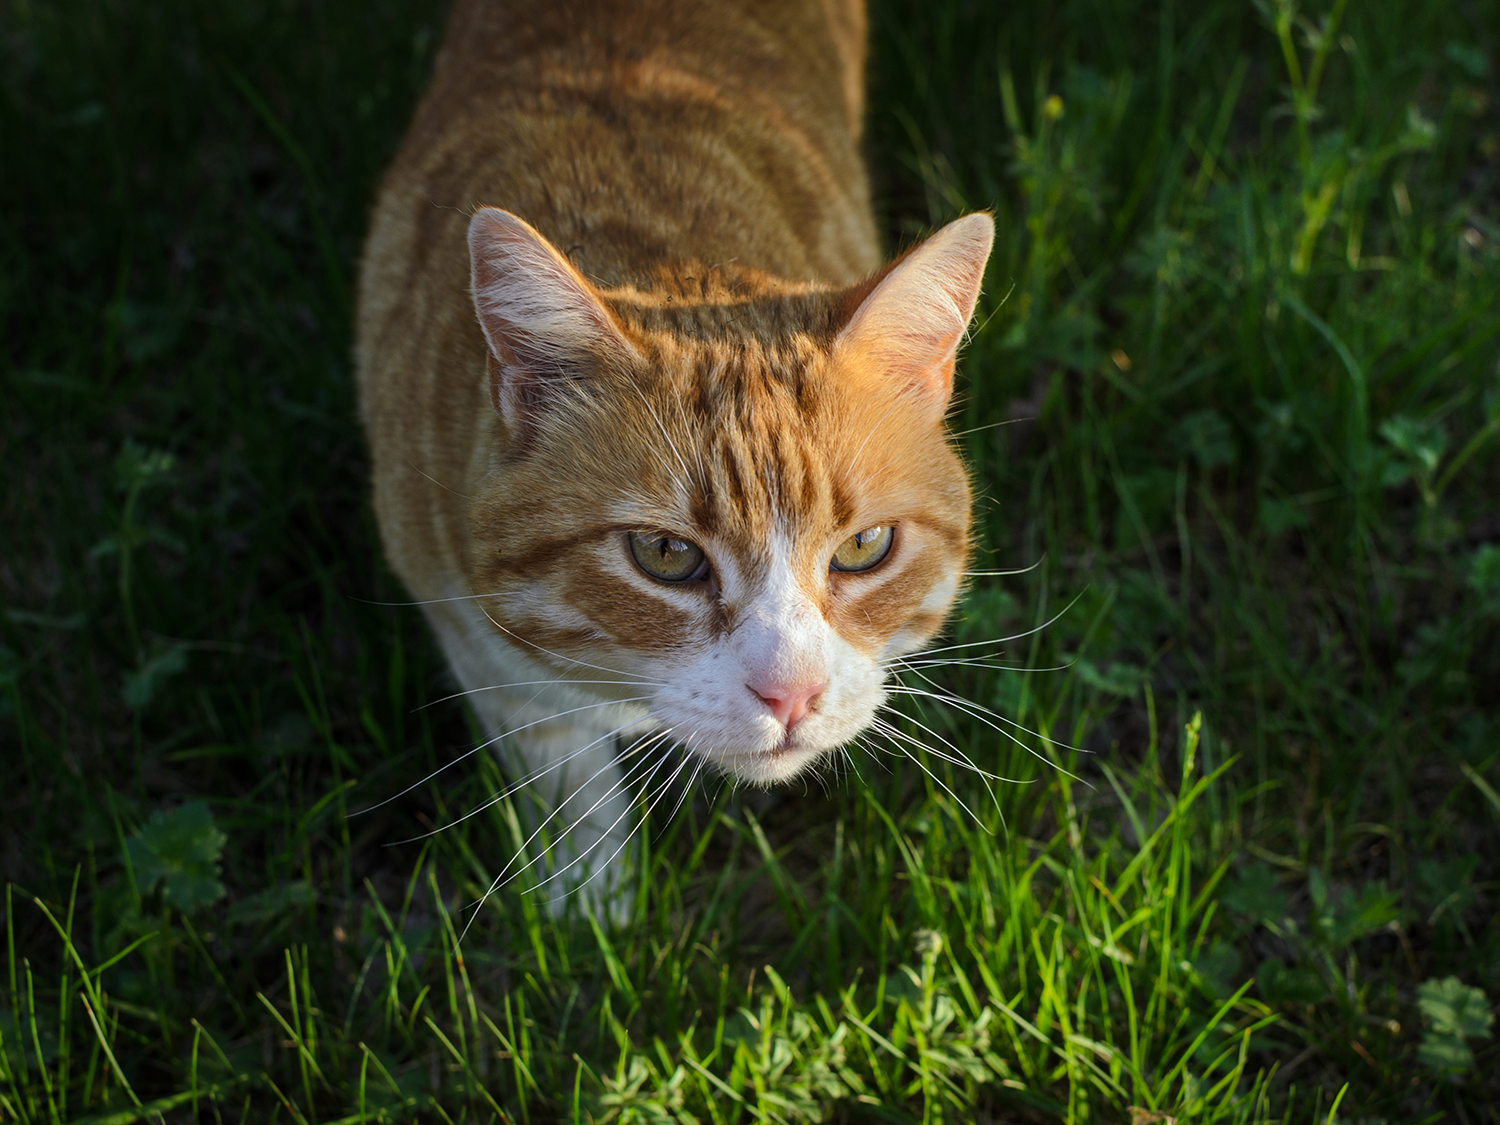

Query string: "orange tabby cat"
[[356, 0, 993, 900]]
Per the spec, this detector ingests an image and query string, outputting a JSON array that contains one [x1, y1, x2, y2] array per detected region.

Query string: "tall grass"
[[2, 0, 1497, 1119]]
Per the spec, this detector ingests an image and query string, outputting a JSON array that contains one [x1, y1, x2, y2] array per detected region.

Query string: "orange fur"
[[355, 0, 994, 897]]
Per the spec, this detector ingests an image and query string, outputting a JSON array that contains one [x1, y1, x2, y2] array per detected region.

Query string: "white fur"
[[425, 522, 909, 914], [646, 533, 887, 785], [429, 588, 651, 913]]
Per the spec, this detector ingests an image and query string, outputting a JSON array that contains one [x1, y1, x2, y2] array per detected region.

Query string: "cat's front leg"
[[427, 599, 649, 920], [487, 698, 646, 920]]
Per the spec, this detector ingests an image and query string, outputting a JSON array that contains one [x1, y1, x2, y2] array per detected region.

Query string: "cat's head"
[[465, 208, 992, 784]]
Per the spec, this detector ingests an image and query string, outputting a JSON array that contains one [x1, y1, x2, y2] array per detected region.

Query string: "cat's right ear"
[[468, 208, 639, 429]]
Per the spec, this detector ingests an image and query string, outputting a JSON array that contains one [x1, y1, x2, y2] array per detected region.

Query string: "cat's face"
[[464, 209, 992, 784]]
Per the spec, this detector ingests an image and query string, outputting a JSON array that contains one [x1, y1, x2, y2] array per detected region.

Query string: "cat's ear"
[[832, 213, 994, 411], [468, 207, 639, 427]]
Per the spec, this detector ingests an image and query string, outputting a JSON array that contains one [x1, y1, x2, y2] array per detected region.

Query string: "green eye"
[[628, 531, 708, 582], [831, 525, 894, 573]]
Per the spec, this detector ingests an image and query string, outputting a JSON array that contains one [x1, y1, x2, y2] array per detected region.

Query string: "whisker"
[[837, 744, 861, 781], [352, 590, 664, 684], [848, 734, 889, 774], [962, 556, 1046, 577], [672, 385, 710, 494], [353, 590, 520, 608], [871, 709, 1016, 833], [478, 603, 664, 683], [875, 704, 1022, 787], [421, 681, 663, 710], [481, 730, 674, 896], [890, 661, 1089, 756], [550, 749, 694, 904], [896, 658, 1070, 674], [660, 734, 705, 824], [886, 682, 1088, 783], [526, 736, 681, 896], [387, 718, 656, 843], [843, 399, 905, 482], [870, 714, 993, 795], [459, 730, 674, 939], [869, 717, 986, 827], [352, 696, 649, 816], [900, 588, 1085, 659], [629, 384, 696, 496], [403, 460, 473, 501], [949, 417, 1031, 439]]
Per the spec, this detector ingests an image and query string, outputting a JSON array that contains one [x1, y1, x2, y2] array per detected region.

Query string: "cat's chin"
[[703, 740, 832, 787]]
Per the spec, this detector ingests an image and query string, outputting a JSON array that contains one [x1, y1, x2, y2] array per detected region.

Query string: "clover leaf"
[[125, 801, 227, 912]]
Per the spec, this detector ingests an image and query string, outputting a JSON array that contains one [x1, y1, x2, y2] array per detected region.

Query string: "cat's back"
[[356, 0, 879, 600], [361, 0, 876, 301]]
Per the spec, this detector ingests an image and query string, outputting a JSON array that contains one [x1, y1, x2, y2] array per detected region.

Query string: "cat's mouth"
[[703, 732, 830, 786]]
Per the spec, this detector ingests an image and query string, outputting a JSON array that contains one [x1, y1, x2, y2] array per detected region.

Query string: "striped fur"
[[355, 0, 993, 900]]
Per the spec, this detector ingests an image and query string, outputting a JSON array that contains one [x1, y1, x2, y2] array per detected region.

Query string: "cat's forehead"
[[601, 266, 858, 419], [604, 339, 846, 542], [548, 277, 965, 567], [611, 340, 929, 568]]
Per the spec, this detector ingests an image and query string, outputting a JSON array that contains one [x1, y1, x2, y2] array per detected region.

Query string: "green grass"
[[2, 0, 1498, 1120]]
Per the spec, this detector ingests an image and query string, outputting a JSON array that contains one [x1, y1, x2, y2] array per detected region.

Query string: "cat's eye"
[[830, 525, 894, 573], [628, 531, 709, 583]]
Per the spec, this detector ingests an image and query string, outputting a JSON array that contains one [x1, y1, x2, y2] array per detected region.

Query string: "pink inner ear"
[[467, 208, 640, 425], [833, 213, 994, 406], [468, 207, 636, 369]]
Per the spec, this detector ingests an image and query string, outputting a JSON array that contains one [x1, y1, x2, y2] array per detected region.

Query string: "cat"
[[355, 0, 994, 907]]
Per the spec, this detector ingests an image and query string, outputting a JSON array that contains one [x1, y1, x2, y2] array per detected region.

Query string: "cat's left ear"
[[468, 207, 640, 429], [832, 213, 994, 411]]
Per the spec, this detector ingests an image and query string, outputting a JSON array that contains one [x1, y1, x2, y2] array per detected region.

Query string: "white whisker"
[[387, 717, 655, 843], [460, 730, 674, 938], [353, 696, 649, 816], [357, 591, 665, 683], [949, 417, 1030, 439], [355, 590, 521, 608], [901, 588, 1085, 659], [553, 748, 696, 905], [629, 383, 696, 497], [848, 734, 889, 774], [661, 735, 705, 824], [837, 745, 861, 781], [891, 660, 1088, 756], [875, 704, 1020, 788], [529, 736, 681, 896], [962, 556, 1046, 577], [843, 399, 905, 483], [483, 730, 673, 892], [476, 602, 664, 683], [869, 716, 986, 826], [421, 680, 663, 709], [872, 710, 1014, 833], [896, 658, 1070, 673], [886, 682, 1088, 783]]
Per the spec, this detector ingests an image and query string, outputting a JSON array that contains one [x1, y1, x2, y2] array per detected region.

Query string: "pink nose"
[[750, 680, 827, 731]]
